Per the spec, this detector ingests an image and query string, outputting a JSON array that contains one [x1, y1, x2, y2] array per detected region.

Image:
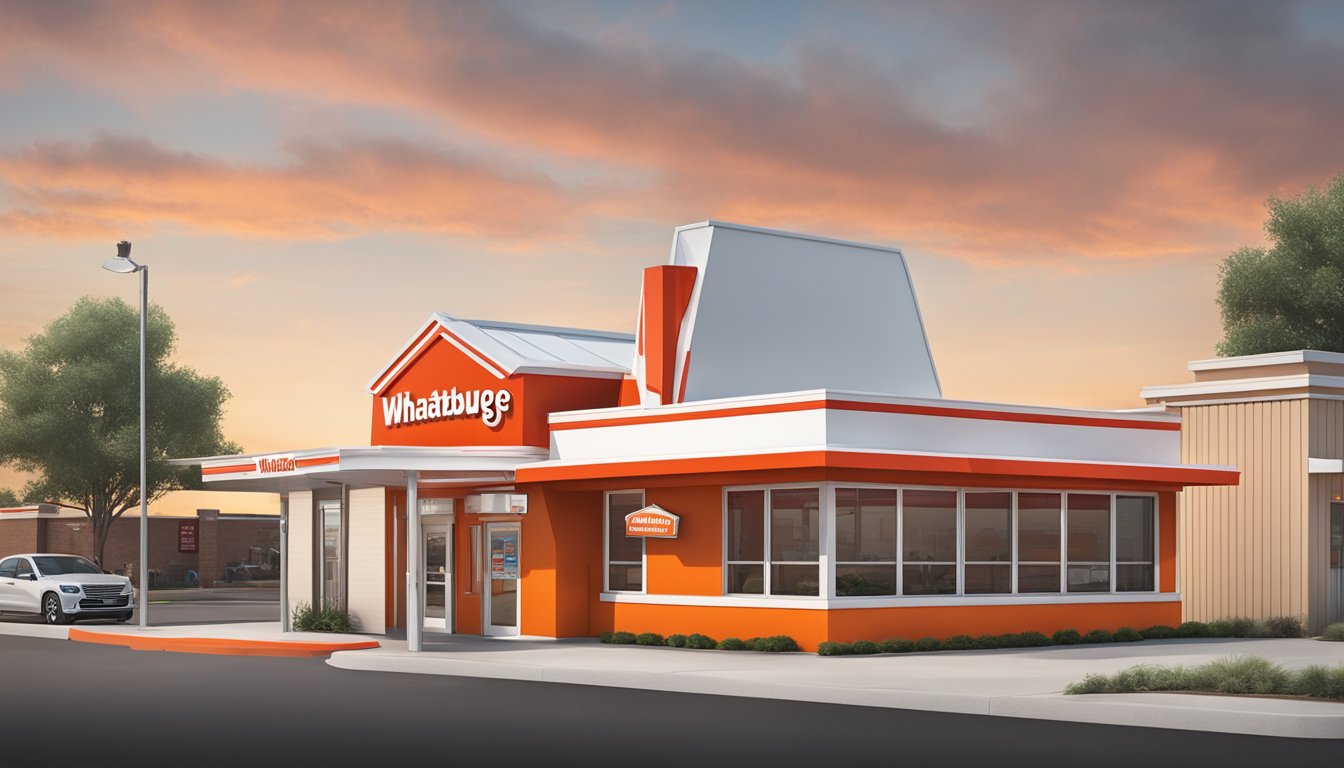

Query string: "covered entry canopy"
[[171, 445, 550, 492]]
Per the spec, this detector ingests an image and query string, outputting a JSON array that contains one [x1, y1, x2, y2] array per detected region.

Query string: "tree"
[[0, 487, 19, 506], [1216, 174, 1344, 357], [0, 296, 239, 566]]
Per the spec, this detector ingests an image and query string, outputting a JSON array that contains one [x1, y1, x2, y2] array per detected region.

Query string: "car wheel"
[[115, 613, 132, 623], [42, 593, 70, 625]]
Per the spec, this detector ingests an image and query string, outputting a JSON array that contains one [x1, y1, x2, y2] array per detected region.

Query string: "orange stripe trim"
[[69, 628, 379, 657], [550, 398, 1181, 432], [201, 455, 339, 476], [371, 321, 444, 394], [515, 450, 1239, 486]]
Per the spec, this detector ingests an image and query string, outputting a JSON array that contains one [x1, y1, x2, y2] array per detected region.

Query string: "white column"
[[279, 494, 290, 632], [406, 472, 422, 652]]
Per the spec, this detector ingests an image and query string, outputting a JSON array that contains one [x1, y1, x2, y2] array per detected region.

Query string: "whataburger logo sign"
[[382, 387, 513, 429], [624, 504, 680, 538]]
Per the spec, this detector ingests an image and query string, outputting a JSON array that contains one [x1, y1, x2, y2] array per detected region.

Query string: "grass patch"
[[1065, 655, 1344, 700]]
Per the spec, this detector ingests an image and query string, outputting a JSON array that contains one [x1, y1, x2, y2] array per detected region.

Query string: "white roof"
[[369, 314, 634, 393]]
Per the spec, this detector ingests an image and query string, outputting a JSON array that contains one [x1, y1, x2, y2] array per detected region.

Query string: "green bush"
[[1113, 627, 1143, 643], [686, 633, 717, 650], [666, 634, 688, 648], [1321, 622, 1344, 642], [609, 631, 637, 645], [1052, 629, 1083, 645], [754, 635, 800, 653], [941, 634, 974, 651], [973, 634, 1004, 649], [635, 632, 665, 646], [1082, 629, 1114, 644], [717, 637, 749, 651], [1139, 625, 1178, 640], [743, 637, 762, 651], [913, 637, 941, 652], [598, 631, 614, 644], [851, 640, 880, 655], [1064, 655, 1342, 699], [1177, 621, 1211, 638], [1291, 665, 1344, 699], [1207, 617, 1259, 638], [1018, 631, 1052, 647], [1263, 616, 1305, 639], [878, 638, 915, 654], [291, 600, 356, 633], [818, 641, 853, 656]]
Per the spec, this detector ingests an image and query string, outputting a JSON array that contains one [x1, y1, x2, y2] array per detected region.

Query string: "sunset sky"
[[3, 1, 1344, 516]]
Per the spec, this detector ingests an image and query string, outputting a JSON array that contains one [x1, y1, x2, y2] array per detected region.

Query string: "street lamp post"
[[102, 241, 149, 629]]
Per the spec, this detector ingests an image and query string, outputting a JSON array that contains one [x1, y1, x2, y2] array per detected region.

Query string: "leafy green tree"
[[0, 297, 239, 566], [1216, 174, 1344, 356], [0, 487, 19, 506]]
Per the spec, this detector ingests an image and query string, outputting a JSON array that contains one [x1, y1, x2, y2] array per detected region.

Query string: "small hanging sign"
[[624, 504, 680, 538]]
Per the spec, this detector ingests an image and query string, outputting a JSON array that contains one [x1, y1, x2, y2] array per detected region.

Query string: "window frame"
[[723, 483, 825, 597], [604, 489, 647, 594]]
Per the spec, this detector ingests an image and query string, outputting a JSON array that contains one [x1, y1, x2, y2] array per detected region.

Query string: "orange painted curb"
[[68, 628, 381, 657]]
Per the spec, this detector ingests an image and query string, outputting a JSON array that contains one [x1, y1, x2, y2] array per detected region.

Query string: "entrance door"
[[424, 523, 452, 632], [1330, 503, 1343, 625], [484, 523, 521, 637]]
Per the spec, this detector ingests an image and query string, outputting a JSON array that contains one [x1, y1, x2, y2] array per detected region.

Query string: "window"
[[1116, 496, 1155, 591], [469, 525, 483, 595], [903, 489, 957, 595], [835, 488, 898, 596], [1331, 503, 1343, 570], [1017, 493, 1061, 593], [0, 558, 17, 578], [605, 491, 645, 592], [726, 488, 820, 595], [964, 491, 1011, 594], [1067, 494, 1110, 593], [318, 497, 343, 606], [15, 559, 33, 579]]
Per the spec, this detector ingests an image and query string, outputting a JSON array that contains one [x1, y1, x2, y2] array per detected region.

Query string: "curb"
[[68, 628, 380, 657]]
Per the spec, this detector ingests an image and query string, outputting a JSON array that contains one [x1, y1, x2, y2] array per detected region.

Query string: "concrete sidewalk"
[[327, 635, 1344, 739], [4, 618, 1342, 737]]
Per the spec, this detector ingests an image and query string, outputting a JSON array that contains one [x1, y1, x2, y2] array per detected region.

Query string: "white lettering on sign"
[[381, 388, 513, 429], [256, 455, 296, 474]]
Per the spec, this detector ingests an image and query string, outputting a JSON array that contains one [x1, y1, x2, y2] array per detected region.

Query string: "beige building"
[[1143, 350, 1344, 632]]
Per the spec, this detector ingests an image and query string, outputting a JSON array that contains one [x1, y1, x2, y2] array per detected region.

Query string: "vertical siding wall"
[[346, 487, 386, 634], [1179, 401, 1309, 623], [287, 491, 313, 618], [1309, 400, 1344, 633]]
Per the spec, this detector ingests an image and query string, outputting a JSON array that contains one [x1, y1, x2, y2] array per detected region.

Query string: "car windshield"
[[33, 556, 102, 576]]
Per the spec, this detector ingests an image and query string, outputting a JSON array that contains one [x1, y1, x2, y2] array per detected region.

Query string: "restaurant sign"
[[178, 520, 198, 553], [624, 504, 680, 538]]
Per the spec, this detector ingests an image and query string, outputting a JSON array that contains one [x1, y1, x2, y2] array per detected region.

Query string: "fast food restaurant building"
[[182, 222, 1238, 651]]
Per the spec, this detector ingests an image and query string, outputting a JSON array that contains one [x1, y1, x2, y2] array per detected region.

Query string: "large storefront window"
[[721, 485, 1159, 599], [726, 488, 820, 595], [835, 488, 898, 596], [605, 491, 645, 592]]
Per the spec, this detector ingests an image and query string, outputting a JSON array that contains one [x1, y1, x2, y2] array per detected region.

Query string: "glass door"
[[484, 523, 520, 637], [318, 499, 342, 607], [424, 523, 452, 632]]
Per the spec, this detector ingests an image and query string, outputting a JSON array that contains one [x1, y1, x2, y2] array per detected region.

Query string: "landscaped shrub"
[[941, 634, 975, 651], [851, 640, 880, 655], [1263, 616, 1305, 638], [1208, 617, 1259, 638], [1018, 631, 1052, 647], [667, 634, 688, 648], [1291, 665, 1344, 699], [818, 641, 854, 656], [1064, 655, 1343, 699], [913, 637, 941, 652], [879, 638, 915, 654], [973, 634, 1005, 649], [291, 600, 356, 633], [1082, 629, 1114, 644], [1323, 622, 1344, 642], [609, 631, 637, 645], [1052, 629, 1083, 645], [598, 631, 614, 644], [754, 635, 800, 653], [717, 637, 749, 651], [1112, 627, 1143, 643], [1139, 625, 1178, 640], [636, 632, 665, 646], [686, 633, 717, 649], [1176, 621, 1211, 638], [1187, 655, 1292, 695], [744, 637, 762, 651]]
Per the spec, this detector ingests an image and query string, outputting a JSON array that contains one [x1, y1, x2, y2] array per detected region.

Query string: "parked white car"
[[0, 554, 135, 624]]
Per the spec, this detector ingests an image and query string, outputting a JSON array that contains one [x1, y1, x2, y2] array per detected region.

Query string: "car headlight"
[[121, 584, 132, 594], [59, 585, 81, 594]]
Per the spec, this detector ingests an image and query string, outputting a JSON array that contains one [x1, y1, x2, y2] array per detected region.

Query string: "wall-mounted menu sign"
[[490, 530, 520, 580], [624, 504, 680, 538], [178, 520, 198, 553]]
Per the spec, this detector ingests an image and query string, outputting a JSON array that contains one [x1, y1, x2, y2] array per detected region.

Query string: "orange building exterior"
[[183, 222, 1236, 651]]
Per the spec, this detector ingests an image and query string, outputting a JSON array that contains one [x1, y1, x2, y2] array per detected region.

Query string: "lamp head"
[[102, 240, 141, 273]]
